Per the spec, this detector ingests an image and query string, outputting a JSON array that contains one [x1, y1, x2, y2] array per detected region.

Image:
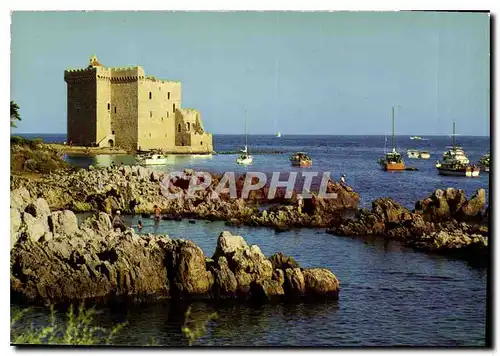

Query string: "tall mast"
[[245, 110, 248, 150], [452, 120, 456, 147], [392, 106, 395, 150]]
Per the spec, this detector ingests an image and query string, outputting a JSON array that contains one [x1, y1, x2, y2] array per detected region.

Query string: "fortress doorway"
[[108, 139, 114, 147]]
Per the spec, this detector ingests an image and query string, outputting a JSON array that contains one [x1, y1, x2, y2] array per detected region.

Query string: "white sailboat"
[[236, 111, 253, 165], [276, 131, 282, 138]]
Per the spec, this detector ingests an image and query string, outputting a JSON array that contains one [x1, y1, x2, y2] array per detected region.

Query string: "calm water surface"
[[13, 134, 489, 346]]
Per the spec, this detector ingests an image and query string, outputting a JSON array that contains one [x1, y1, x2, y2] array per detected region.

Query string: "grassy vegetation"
[[181, 306, 218, 346], [11, 304, 128, 345], [11, 136, 70, 175], [12, 304, 219, 346]]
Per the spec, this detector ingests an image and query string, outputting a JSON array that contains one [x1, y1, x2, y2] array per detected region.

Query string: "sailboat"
[[436, 121, 479, 177], [236, 111, 253, 165], [378, 106, 406, 171], [276, 131, 282, 138]]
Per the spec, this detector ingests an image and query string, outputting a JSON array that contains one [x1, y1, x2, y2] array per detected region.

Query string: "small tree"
[[11, 101, 21, 128]]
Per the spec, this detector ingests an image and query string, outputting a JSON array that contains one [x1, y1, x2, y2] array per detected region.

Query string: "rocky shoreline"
[[327, 188, 489, 265], [10, 165, 490, 304], [10, 165, 360, 230], [10, 191, 339, 305]]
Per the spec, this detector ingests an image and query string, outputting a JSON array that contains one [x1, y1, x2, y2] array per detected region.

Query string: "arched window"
[[200, 141, 203, 146], [168, 92, 170, 100], [149, 92, 152, 99], [107, 103, 110, 110]]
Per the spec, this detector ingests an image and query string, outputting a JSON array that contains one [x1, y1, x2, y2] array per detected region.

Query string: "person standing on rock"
[[112, 210, 127, 232], [153, 205, 162, 221], [340, 174, 347, 185]]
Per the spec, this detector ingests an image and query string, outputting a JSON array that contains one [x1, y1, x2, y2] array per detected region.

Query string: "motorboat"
[[137, 153, 168, 165], [435, 121, 479, 177], [419, 151, 431, 159], [406, 149, 420, 159]]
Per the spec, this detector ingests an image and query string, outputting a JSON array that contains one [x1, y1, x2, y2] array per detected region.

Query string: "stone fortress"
[[64, 55, 213, 153]]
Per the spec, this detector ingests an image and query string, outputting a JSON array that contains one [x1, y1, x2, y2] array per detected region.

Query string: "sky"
[[10, 11, 490, 135]]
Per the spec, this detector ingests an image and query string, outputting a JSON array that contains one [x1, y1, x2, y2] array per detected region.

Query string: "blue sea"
[[13, 133, 490, 347]]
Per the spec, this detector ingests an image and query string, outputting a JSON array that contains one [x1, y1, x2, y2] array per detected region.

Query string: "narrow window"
[[114, 107, 117, 113], [165, 134, 167, 138], [178, 123, 181, 132], [112, 130, 115, 134], [200, 141, 203, 146], [168, 92, 170, 100], [149, 92, 152, 99], [107, 103, 110, 110], [187, 122, 190, 131], [150, 111, 152, 118], [161, 117, 164, 122], [149, 133, 151, 137], [173, 103, 176, 112], [167, 112, 169, 118]]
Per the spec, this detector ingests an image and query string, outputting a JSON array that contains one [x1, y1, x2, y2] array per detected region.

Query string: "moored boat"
[[410, 136, 423, 140], [479, 153, 490, 172], [407, 149, 420, 159], [137, 153, 168, 165], [435, 121, 479, 177], [419, 151, 431, 159], [378, 106, 406, 171], [290, 152, 312, 167], [236, 111, 253, 165]]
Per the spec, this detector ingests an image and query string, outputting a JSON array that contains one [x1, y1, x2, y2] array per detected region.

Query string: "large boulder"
[[22, 212, 49, 243], [11, 187, 31, 212], [24, 198, 51, 219], [284, 268, 306, 296], [456, 189, 486, 222], [303, 268, 340, 298], [167, 240, 213, 296], [11, 208, 22, 248], [49, 210, 79, 236]]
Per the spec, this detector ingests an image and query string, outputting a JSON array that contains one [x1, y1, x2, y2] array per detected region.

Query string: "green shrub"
[[10, 136, 26, 146], [11, 304, 128, 345]]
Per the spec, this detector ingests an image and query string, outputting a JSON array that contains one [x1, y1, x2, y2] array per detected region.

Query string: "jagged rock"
[[167, 240, 213, 296], [457, 188, 486, 222], [268, 252, 300, 270], [25, 198, 51, 219], [284, 268, 306, 295], [11, 187, 31, 211], [49, 210, 78, 236], [11, 208, 21, 248], [22, 212, 49, 243], [11, 216, 340, 304], [212, 256, 238, 297]]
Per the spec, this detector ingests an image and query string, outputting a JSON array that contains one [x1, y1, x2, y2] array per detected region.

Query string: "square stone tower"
[[64, 55, 213, 153]]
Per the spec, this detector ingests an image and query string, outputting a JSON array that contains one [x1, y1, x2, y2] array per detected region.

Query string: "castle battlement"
[[65, 55, 212, 154]]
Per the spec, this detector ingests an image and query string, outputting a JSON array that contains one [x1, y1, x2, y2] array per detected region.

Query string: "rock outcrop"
[[327, 188, 489, 264], [11, 166, 360, 229], [10, 197, 340, 304]]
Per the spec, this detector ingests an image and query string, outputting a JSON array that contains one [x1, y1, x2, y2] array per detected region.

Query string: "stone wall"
[[109, 68, 140, 151], [95, 67, 112, 146], [175, 109, 213, 153], [64, 69, 97, 146], [137, 78, 181, 151]]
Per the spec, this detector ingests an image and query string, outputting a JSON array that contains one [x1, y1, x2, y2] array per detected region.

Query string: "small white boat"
[[236, 111, 253, 165], [407, 149, 420, 159], [410, 136, 423, 140], [236, 145, 253, 165], [419, 151, 431, 159], [276, 131, 282, 138], [138, 153, 168, 165]]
